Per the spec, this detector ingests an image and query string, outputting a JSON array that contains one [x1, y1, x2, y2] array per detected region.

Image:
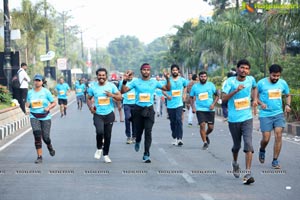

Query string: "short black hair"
[[171, 64, 180, 71], [96, 68, 108, 76], [269, 64, 282, 73], [198, 71, 207, 76], [192, 74, 198, 81], [237, 59, 251, 69], [21, 63, 27, 68]]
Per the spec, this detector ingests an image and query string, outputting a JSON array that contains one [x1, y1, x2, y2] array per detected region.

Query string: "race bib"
[[76, 89, 82, 93], [268, 89, 281, 100], [59, 90, 65, 95], [127, 93, 136, 100], [234, 97, 250, 110], [139, 93, 151, 102], [172, 90, 181, 97], [31, 99, 43, 109], [198, 92, 209, 101], [98, 97, 110, 105]]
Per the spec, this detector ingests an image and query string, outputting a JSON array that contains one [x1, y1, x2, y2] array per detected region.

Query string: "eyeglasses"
[[34, 79, 42, 82]]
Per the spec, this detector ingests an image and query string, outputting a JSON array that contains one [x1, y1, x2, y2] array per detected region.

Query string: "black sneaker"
[[34, 156, 43, 164], [60, 113, 64, 118], [202, 143, 209, 150], [243, 173, 255, 185], [49, 149, 55, 156], [177, 139, 183, 146], [206, 136, 210, 145]]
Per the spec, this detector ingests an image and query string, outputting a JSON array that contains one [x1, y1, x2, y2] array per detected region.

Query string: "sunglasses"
[[34, 79, 42, 82]]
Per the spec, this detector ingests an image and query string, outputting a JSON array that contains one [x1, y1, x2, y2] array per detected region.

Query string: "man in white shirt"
[[16, 63, 31, 113]]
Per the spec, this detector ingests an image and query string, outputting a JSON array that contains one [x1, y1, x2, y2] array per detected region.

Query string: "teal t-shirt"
[[119, 78, 137, 105], [165, 77, 187, 109], [56, 83, 70, 99], [27, 87, 54, 120], [190, 81, 217, 112], [222, 76, 257, 123], [126, 78, 163, 107], [88, 82, 118, 115], [75, 83, 86, 96], [258, 77, 289, 118]]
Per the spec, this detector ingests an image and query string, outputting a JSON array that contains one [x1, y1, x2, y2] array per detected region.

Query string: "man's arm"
[[161, 73, 170, 91], [285, 94, 292, 113], [87, 95, 96, 114]]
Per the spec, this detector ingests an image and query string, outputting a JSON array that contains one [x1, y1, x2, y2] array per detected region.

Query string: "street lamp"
[[3, 0, 12, 90]]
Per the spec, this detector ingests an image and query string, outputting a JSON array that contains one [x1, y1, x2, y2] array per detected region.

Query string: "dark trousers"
[[14, 88, 28, 113], [93, 112, 115, 156], [221, 101, 228, 118], [132, 105, 155, 156], [123, 104, 136, 138], [167, 106, 183, 139]]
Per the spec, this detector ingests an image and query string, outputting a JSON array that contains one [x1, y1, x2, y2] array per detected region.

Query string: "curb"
[[0, 115, 30, 140]]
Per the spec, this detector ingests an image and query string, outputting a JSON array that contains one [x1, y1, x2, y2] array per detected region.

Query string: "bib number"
[[268, 89, 281, 100], [98, 97, 110, 105], [127, 93, 135, 100], [31, 100, 43, 109], [198, 92, 208, 101], [139, 93, 150, 102], [59, 90, 65, 95], [234, 97, 250, 110], [172, 90, 181, 97]]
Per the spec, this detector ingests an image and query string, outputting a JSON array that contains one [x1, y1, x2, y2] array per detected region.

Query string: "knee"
[[33, 131, 42, 149], [232, 144, 241, 153]]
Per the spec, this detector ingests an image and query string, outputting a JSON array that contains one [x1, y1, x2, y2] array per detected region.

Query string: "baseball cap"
[[34, 74, 43, 81]]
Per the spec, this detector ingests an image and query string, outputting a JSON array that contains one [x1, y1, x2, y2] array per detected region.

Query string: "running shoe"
[[103, 155, 112, 163], [188, 123, 192, 128], [202, 143, 209, 150], [94, 149, 102, 160], [243, 173, 255, 185], [34, 156, 43, 164], [232, 162, 240, 178], [177, 139, 183, 146], [126, 137, 132, 144], [143, 155, 151, 163], [259, 150, 265, 164], [206, 136, 210, 145], [48, 145, 55, 156], [135, 142, 140, 152], [172, 138, 178, 146], [272, 160, 281, 169]]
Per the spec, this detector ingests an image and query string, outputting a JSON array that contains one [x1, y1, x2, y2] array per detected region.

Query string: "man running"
[[55, 77, 70, 117], [257, 64, 291, 169], [121, 63, 170, 163], [87, 68, 122, 163], [75, 79, 86, 110], [222, 59, 257, 185], [190, 71, 219, 150]]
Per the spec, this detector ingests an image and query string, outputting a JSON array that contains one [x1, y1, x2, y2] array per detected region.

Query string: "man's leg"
[[124, 105, 132, 141], [167, 108, 176, 139]]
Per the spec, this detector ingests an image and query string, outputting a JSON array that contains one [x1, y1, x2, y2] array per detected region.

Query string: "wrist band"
[[122, 80, 127, 85]]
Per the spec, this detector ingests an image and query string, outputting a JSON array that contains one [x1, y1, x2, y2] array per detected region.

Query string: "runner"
[[75, 78, 86, 110], [121, 63, 170, 163], [87, 68, 122, 163], [55, 77, 70, 117], [26, 74, 56, 164], [190, 71, 219, 150], [257, 64, 291, 169], [222, 59, 257, 185]]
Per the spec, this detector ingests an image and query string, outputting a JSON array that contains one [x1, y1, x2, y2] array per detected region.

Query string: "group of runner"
[[25, 59, 291, 185]]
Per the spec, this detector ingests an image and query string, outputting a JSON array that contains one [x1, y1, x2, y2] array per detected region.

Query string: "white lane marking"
[[158, 147, 178, 166], [0, 99, 76, 152], [182, 172, 196, 184], [201, 193, 215, 200]]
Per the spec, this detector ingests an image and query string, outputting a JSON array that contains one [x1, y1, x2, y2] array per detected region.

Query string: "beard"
[[271, 79, 279, 83], [172, 73, 178, 77], [200, 79, 207, 84]]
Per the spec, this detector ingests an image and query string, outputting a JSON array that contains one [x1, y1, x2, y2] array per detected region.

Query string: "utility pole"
[[3, 0, 12, 90], [44, 0, 51, 78]]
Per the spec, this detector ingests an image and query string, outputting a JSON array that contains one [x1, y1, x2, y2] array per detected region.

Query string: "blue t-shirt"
[[75, 83, 86, 96], [88, 82, 118, 115], [165, 77, 187, 108], [222, 76, 257, 123], [126, 78, 163, 107], [27, 88, 54, 120], [258, 77, 289, 118], [190, 81, 217, 112], [56, 83, 70, 99], [119, 78, 137, 105]]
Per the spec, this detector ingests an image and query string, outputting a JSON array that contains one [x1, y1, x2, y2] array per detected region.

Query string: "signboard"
[[57, 58, 68, 70], [40, 51, 55, 61]]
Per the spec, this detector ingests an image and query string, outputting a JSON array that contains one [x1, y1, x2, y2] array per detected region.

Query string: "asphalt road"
[[0, 99, 299, 200]]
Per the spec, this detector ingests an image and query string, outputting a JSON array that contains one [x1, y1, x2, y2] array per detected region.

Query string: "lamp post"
[[44, 0, 51, 78], [3, 0, 12, 90]]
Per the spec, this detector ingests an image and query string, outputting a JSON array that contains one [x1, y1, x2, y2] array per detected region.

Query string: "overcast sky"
[[7, 0, 214, 48]]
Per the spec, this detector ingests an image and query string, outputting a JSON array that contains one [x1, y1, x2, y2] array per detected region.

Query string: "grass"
[[0, 103, 12, 110]]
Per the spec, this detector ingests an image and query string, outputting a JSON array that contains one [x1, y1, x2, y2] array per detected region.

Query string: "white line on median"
[[200, 193, 215, 200]]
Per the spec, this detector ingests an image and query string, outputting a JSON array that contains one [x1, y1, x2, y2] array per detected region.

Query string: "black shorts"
[[58, 99, 68, 105], [196, 111, 215, 124]]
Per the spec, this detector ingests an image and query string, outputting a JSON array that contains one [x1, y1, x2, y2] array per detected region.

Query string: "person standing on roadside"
[[190, 71, 219, 150], [55, 77, 70, 117], [257, 64, 291, 169], [14, 63, 30, 113], [222, 59, 257, 185], [26, 74, 56, 164], [121, 63, 170, 163], [87, 68, 122, 163]]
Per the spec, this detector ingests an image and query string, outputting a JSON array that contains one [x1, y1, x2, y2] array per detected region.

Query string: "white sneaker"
[[177, 139, 183, 146], [103, 155, 112, 163], [172, 138, 178, 145], [94, 149, 102, 160]]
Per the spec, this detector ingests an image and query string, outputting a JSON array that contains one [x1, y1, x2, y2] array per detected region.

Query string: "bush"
[[0, 85, 12, 104], [289, 89, 300, 122]]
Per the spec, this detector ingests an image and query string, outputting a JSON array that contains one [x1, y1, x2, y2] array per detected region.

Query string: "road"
[[0, 99, 299, 200]]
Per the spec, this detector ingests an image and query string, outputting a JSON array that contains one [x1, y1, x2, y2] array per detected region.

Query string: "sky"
[[8, 0, 214, 49]]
